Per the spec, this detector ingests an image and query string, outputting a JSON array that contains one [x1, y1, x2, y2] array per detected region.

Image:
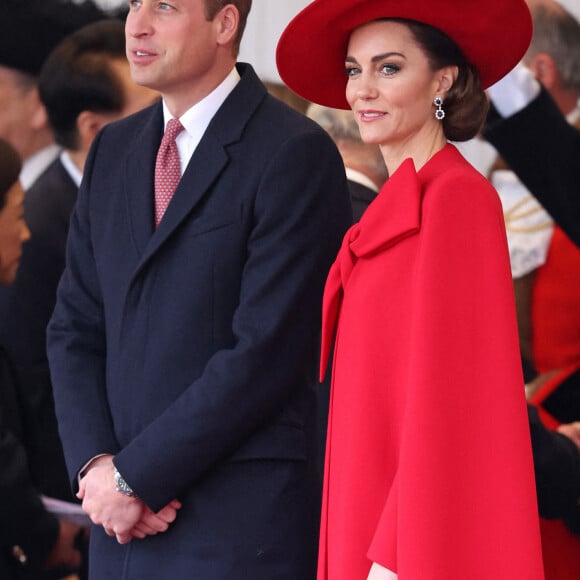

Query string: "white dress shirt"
[[345, 167, 379, 193], [162, 66, 241, 175], [60, 150, 83, 188], [20, 144, 61, 191]]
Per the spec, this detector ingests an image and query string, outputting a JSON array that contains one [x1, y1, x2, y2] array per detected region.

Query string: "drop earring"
[[434, 96, 445, 120]]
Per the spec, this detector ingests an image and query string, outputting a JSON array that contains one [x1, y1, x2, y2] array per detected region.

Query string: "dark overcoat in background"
[[0, 348, 60, 580], [484, 88, 580, 247]]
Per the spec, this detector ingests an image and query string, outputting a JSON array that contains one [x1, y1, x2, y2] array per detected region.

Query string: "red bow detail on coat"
[[319, 158, 423, 380]]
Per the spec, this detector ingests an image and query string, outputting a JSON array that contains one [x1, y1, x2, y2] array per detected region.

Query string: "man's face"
[[125, 0, 224, 113], [0, 66, 43, 159]]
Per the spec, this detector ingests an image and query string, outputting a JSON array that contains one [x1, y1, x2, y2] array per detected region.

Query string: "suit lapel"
[[129, 63, 267, 279], [124, 103, 163, 256], [139, 130, 229, 266]]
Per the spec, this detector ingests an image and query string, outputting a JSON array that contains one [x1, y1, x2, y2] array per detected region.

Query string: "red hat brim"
[[276, 0, 532, 109]]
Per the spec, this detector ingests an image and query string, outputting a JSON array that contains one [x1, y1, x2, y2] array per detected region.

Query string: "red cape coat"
[[319, 145, 544, 580]]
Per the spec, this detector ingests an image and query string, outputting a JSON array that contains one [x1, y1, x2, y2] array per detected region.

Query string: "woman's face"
[[0, 180, 30, 285], [345, 20, 448, 150]]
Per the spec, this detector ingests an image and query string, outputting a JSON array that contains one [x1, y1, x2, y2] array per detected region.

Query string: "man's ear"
[[215, 4, 239, 47], [76, 110, 111, 151], [527, 53, 559, 91], [28, 88, 49, 131]]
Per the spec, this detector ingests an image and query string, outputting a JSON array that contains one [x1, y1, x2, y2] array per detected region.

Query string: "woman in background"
[[0, 140, 83, 579]]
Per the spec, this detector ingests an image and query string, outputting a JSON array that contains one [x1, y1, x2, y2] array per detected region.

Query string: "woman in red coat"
[[277, 1, 545, 578]]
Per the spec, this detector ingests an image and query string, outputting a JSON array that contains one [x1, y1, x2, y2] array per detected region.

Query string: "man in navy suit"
[[47, 1, 351, 578]]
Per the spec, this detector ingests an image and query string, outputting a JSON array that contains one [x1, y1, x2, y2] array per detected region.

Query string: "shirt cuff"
[[487, 62, 541, 118], [77, 453, 111, 484]]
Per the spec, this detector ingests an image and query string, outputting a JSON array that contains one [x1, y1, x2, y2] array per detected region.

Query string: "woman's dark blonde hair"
[[391, 18, 489, 142]]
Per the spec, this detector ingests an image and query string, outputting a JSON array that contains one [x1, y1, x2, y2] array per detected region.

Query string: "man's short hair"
[[526, 3, 580, 91], [39, 19, 127, 150], [204, 0, 252, 54]]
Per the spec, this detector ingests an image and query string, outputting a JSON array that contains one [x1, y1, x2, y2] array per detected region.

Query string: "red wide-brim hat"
[[276, 0, 532, 109]]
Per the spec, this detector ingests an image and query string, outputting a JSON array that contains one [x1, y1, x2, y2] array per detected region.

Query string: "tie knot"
[[164, 118, 184, 141]]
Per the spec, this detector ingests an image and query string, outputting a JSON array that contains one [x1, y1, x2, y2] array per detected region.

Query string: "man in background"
[[487, 0, 580, 380], [483, 2, 580, 576], [484, 0, 580, 247], [0, 18, 158, 510], [0, 0, 105, 189]]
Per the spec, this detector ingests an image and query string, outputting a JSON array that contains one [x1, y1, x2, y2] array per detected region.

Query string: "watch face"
[[114, 468, 135, 496]]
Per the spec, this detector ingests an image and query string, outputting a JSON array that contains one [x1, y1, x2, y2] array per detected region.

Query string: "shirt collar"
[[20, 144, 61, 190], [60, 150, 83, 187], [161, 66, 241, 136], [345, 167, 379, 193]]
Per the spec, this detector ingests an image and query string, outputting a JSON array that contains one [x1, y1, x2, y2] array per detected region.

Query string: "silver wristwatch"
[[114, 466, 136, 497]]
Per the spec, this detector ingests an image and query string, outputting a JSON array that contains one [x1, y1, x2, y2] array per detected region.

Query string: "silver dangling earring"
[[434, 96, 445, 120]]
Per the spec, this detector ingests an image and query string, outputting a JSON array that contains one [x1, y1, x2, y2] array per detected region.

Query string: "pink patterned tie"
[[154, 118, 184, 227]]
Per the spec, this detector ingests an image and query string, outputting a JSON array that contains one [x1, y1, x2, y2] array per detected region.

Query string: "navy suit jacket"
[[47, 63, 351, 579]]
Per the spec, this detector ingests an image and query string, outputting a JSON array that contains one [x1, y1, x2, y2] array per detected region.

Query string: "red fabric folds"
[[318, 145, 544, 580]]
